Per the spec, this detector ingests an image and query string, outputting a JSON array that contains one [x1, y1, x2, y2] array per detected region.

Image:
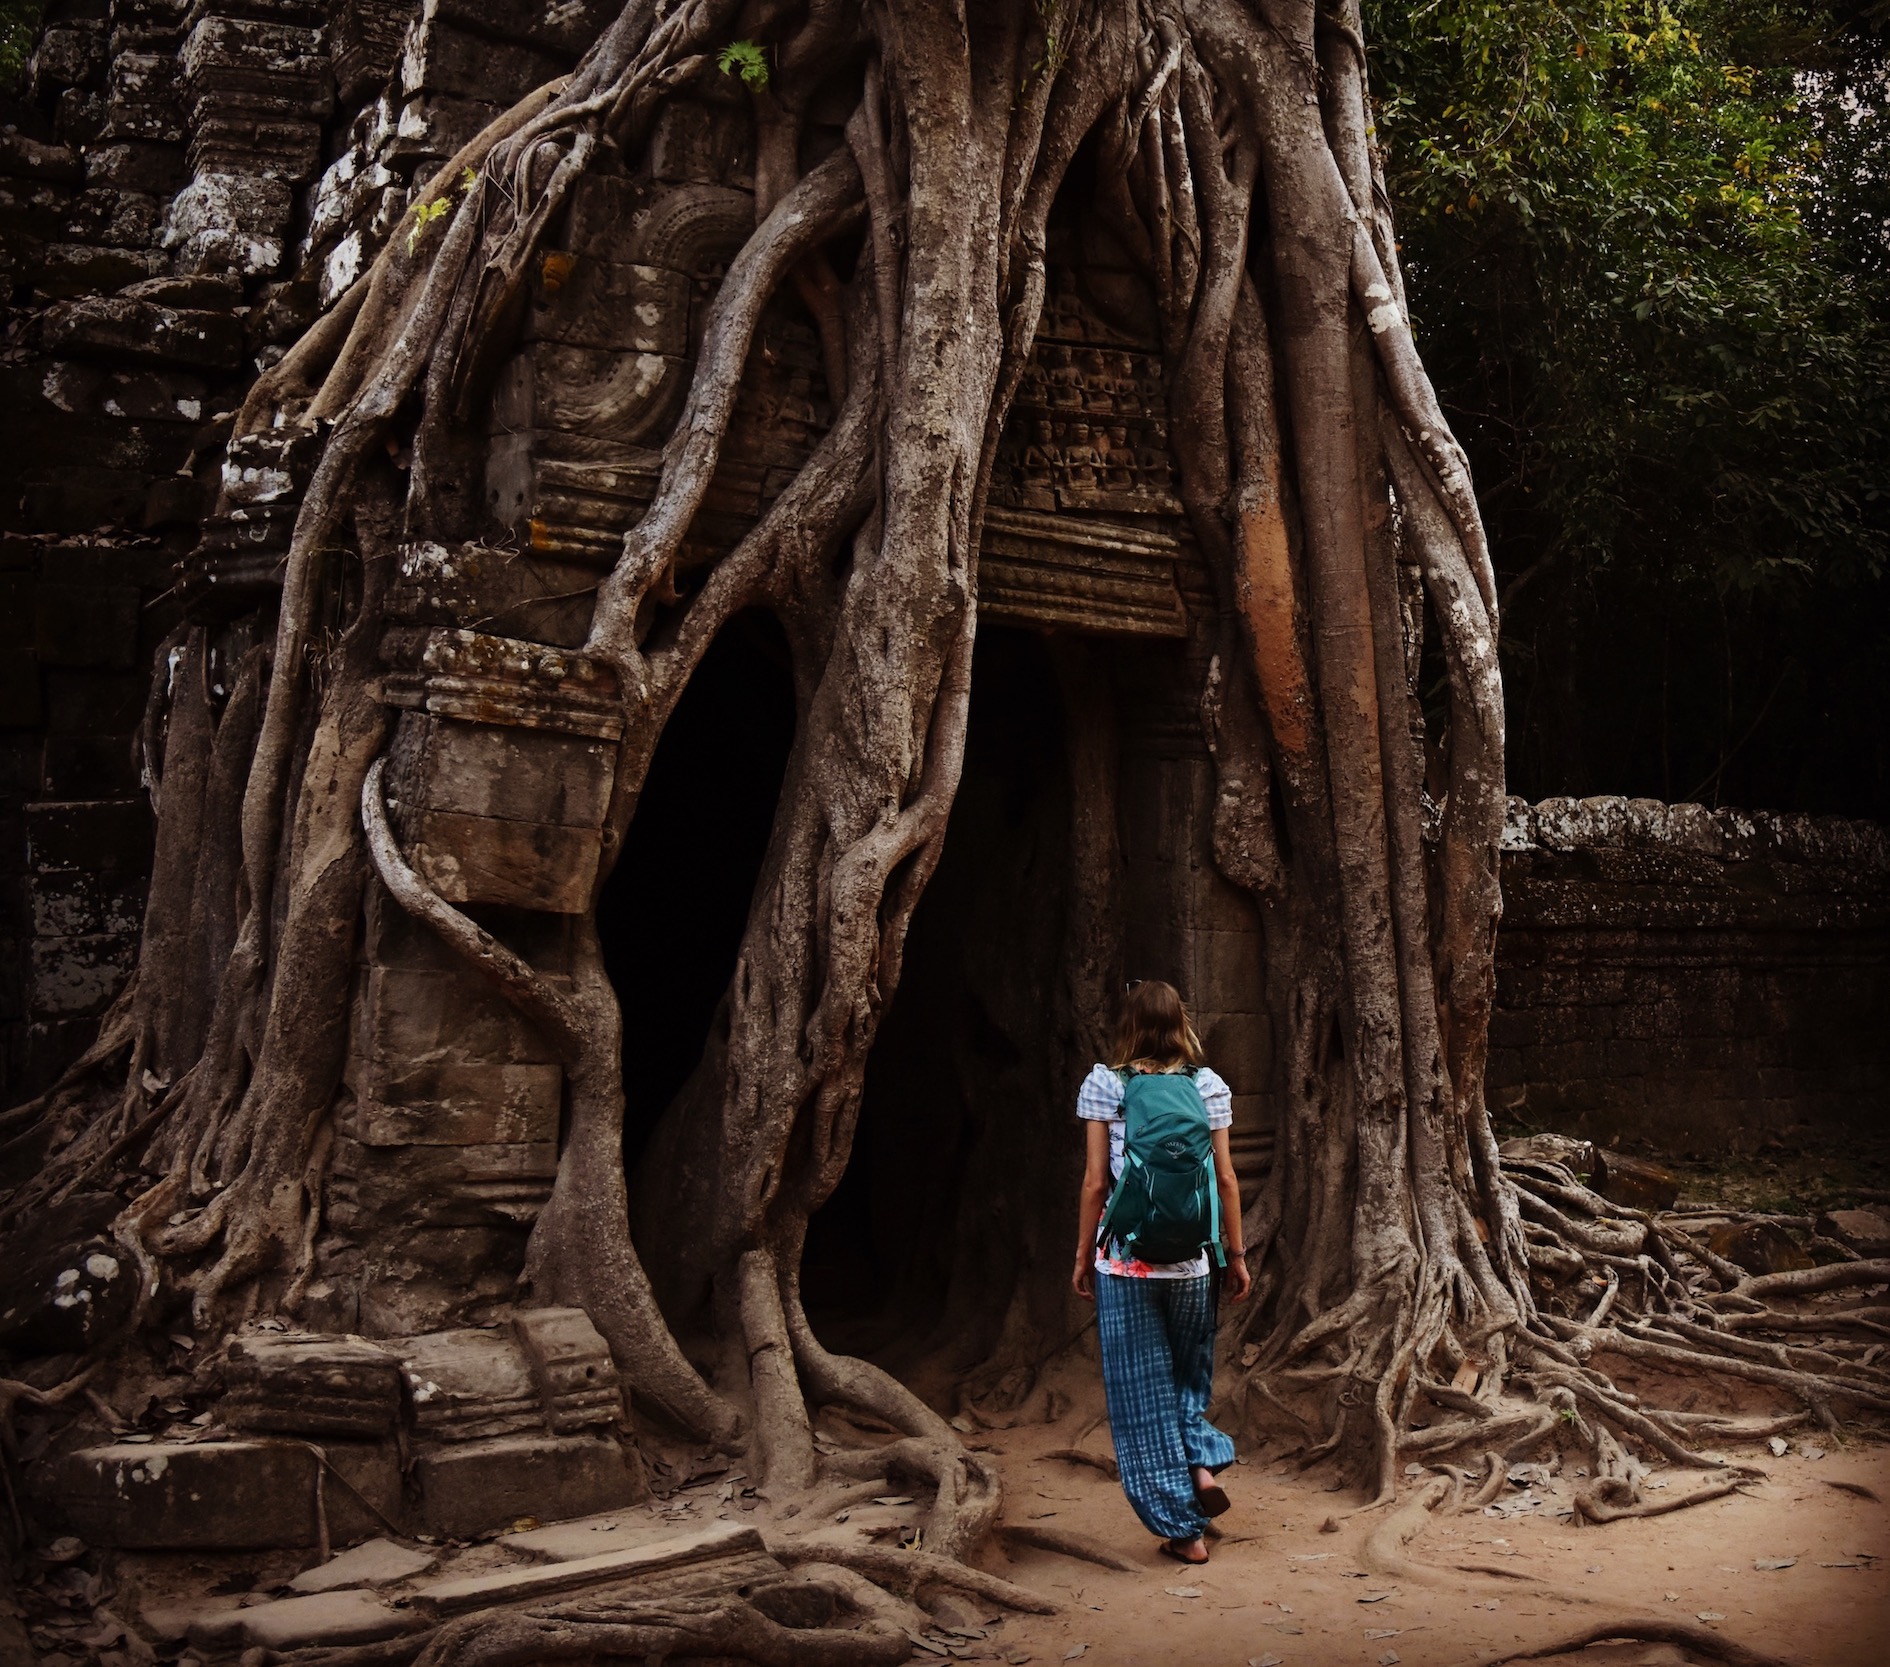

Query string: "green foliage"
[[1365, 1, 1890, 596], [407, 195, 451, 254], [1, 0, 44, 87], [717, 39, 769, 90]]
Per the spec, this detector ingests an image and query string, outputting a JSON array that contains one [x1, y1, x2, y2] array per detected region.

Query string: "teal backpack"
[[1095, 1068, 1225, 1267]]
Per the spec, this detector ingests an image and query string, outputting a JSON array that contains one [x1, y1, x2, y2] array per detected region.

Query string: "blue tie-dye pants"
[[1095, 1270, 1237, 1541]]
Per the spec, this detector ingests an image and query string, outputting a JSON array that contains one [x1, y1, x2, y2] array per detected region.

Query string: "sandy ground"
[[51, 1369, 1886, 1667], [959, 1404, 1889, 1667]]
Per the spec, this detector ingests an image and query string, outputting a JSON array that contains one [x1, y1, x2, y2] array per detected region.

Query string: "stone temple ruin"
[[2, 0, 1888, 1581]]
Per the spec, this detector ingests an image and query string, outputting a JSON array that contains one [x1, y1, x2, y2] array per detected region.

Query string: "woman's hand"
[[1223, 1248, 1252, 1302], [1072, 1255, 1095, 1301]]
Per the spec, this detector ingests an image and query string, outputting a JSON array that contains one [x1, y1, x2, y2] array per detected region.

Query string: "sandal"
[[1194, 1482, 1232, 1517], [1159, 1536, 1210, 1565]]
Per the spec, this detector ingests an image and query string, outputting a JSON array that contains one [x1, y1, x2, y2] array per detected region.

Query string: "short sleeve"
[[1075, 1063, 1124, 1121], [1193, 1066, 1235, 1129]]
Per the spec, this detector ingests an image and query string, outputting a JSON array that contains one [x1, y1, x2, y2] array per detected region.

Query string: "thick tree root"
[[1468, 1619, 1797, 1667], [409, 1597, 909, 1667], [1352, 1469, 1796, 1667], [764, 1540, 1059, 1615], [995, 1523, 1142, 1571]]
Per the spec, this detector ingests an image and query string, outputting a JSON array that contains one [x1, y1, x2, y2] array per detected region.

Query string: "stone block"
[[413, 1523, 755, 1614], [346, 1060, 562, 1146], [332, 0, 415, 101], [1593, 1150, 1679, 1211], [28, 866, 145, 940], [350, 963, 560, 1070], [1816, 1208, 1890, 1257], [103, 52, 186, 143], [1500, 1132, 1599, 1181], [188, 1590, 418, 1651], [0, 134, 84, 184], [648, 97, 754, 187], [1704, 1221, 1812, 1276], [499, 1508, 679, 1561], [165, 172, 295, 273], [85, 140, 189, 193], [0, 641, 41, 727], [428, 0, 617, 58], [330, 1137, 556, 1228], [523, 257, 689, 355], [36, 1438, 400, 1549], [0, 174, 70, 238], [490, 339, 687, 448], [29, 933, 137, 1017], [395, 1319, 625, 1446], [61, 184, 165, 247], [0, 1232, 136, 1355], [1201, 1011, 1267, 1094], [33, 584, 139, 670], [416, 1434, 646, 1539], [406, 809, 607, 914], [391, 714, 616, 827], [389, 536, 601, 648], [40, 668, 148, 736], [32, 25, 109, 97], [34, 241, 169, 298], [27, 798, 153, 872], [513, 1306, 624, 1431], [222, 1329, 404, 1437], [40, 295, 245, 369], [1195, 926, 1263, 1011], [353, 1224, 531, 1336], [288, 1537, 439, 1594], [401, 18, 564, 104], [388, 93, 503, 170]]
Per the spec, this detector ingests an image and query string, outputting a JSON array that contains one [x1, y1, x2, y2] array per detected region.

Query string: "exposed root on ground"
[[1470, 1619, 1798, 1667], [1349, 1464, 1805, 1667]]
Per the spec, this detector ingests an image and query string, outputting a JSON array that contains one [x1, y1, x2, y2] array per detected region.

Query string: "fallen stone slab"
[[288, 1537, 439, 1594], [1817, 1208, 1890, 1258], [411, 1522, 770, 1616], [500, 1509, 679, 1562], [140, 1595, 241, 1645], [415, 1432, 644, 1538], [1594, 1150, 1680, 1212], [1706, 1219, 1812, 1276], [188, 1590, 422, 1651], [36, 1438, 402, 1548]]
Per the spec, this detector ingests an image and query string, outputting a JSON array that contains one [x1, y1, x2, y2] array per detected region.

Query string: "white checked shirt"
[[1077, 1062, 1233, 1279]]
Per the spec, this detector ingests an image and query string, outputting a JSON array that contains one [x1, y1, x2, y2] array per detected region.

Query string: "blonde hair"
[[1107, 979, 1203, 1073]]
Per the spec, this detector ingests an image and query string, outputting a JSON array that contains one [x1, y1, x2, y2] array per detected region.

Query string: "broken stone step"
[[288, 1536, 439, 1594], [411, 1522, 769, 1616], [415, 1432, 645, 1538], [188, 1590, 424, 1651], [500, 1509, 682, 1562], [34, 1438, 401, 1548]]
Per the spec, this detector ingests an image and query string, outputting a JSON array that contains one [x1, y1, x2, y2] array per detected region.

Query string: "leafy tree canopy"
[[1367, 1, 1890, 813], [1368, 0, 1889, 591]]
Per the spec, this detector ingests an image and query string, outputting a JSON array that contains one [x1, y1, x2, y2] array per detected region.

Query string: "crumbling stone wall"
[[1490, 796, 1890, 1153], [0, 0, 622, 1100]]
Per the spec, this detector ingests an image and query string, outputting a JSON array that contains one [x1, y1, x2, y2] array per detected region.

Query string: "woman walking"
[[1072, 980, 1250, 1565]]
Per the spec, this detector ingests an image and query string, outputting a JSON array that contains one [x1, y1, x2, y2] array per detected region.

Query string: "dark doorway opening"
[[597, 609, 796, 1172], [800, 627, 1080, 1364]]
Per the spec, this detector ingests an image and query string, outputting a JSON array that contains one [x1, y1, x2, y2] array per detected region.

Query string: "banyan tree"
[[6, 2, 1888, 1655]]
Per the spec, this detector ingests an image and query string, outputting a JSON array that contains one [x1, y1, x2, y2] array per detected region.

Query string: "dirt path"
[[960, 1382, 1887, 1667]]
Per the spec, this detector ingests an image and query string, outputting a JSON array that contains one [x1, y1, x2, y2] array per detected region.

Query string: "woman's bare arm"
[[1211, 1126, 1252, 1300], [1072, 1119, 1111, 1300]]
